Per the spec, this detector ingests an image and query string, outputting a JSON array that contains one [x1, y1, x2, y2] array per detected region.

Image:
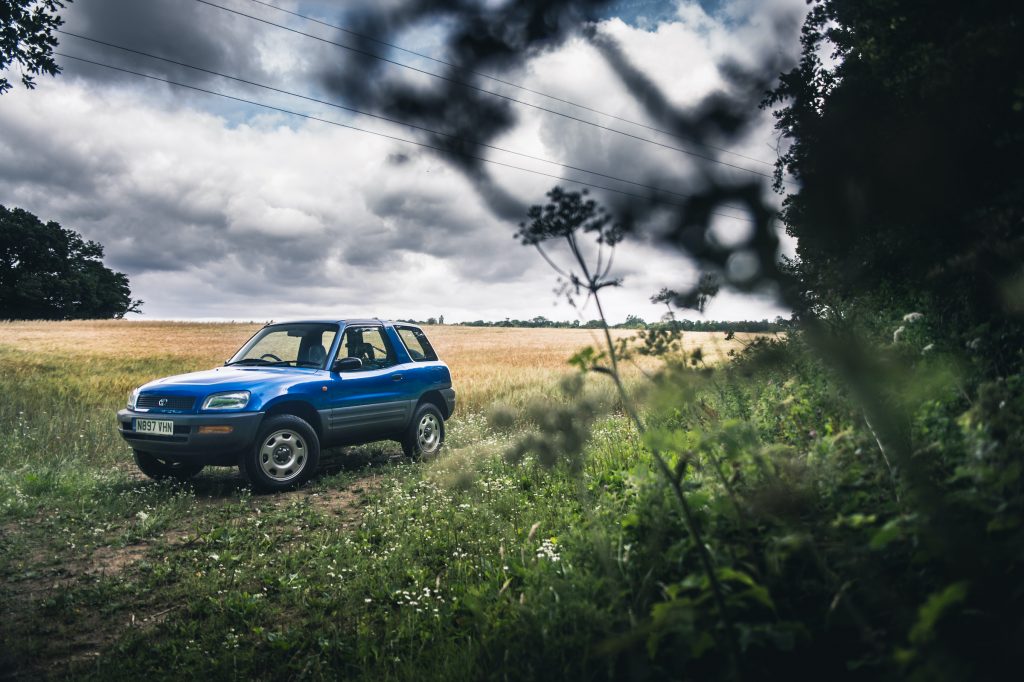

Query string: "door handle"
[[392, 374, 404, 382]]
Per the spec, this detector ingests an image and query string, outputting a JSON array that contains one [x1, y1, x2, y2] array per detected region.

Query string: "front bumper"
[[117, 409, 263, 463]]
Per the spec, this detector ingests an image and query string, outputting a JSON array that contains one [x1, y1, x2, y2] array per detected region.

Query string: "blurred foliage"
[[508, 326, 1023, 679], [503, 2, 1024, 676]]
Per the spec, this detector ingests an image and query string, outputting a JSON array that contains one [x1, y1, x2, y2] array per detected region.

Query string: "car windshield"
[[227, 323, 338, 368]]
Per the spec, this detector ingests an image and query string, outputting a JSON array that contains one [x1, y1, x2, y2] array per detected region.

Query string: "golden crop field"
[[0, 320, 760, 413]]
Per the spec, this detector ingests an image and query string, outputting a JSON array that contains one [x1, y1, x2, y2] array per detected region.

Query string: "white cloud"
[[0, 0, 806, 323]]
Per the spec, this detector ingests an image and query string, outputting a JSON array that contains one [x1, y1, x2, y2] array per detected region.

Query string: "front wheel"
[[240, 414, 320, 492], [402, 403, 445, 460], [133, 450, 204, 481]]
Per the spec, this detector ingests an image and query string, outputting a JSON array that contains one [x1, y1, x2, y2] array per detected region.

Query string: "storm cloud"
[[317, 0, 805, 302], [0, 0, 803, 322]]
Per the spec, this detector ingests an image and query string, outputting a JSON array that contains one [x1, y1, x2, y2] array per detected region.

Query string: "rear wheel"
[[133, 450, 204, 481], [241, 414, 320, 492], [401, 403, 445, 459]]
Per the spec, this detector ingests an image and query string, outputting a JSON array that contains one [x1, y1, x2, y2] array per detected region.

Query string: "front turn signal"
[[198, 425, 234, 435]]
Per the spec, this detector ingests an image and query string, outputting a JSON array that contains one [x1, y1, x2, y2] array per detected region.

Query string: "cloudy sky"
[[0, 0, 806, 323]]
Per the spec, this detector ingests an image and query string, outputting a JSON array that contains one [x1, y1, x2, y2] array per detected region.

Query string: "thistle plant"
[[515, 186, 741, 672]]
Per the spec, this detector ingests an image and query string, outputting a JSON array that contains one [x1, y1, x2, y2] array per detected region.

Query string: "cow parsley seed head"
[[903, 312, 924, 322]]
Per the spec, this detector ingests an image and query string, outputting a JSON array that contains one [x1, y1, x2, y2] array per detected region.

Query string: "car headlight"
[[127, 388, 140, 410], [202, 391, 251, 410]]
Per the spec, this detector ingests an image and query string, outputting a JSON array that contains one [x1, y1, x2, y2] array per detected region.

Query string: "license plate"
[[134, 418, 175, 436]]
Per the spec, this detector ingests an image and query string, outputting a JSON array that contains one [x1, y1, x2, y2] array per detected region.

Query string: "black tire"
[[133, 450, 204, 482], [401, 402, 445, 460], [240, 414, 320, 492]]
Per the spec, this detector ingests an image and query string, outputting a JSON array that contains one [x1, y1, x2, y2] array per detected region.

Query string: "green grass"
[[0, 337, 647, 679], [1, 403, 641, 679], [2, 326, 1021, 680]]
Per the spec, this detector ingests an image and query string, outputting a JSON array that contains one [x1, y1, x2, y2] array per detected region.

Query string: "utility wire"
[[57, 29, 750, 214], [240, 0, 777, 170], [192, 0, 776, 181], [55, 51, 756, 221]]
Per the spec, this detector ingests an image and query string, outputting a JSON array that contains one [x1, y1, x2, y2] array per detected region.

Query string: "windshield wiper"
[[225, 358, 271, 366]]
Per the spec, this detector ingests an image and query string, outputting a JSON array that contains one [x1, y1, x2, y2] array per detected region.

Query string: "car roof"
[[266, 319, 421, 328]]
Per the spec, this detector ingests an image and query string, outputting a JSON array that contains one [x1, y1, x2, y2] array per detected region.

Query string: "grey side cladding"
[[325, 400, 414, 436]]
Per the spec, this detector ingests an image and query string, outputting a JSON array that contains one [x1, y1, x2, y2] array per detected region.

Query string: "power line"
[[239, 0, 778, 170], [55, 51, 755, 222], [192, 0, 776, 181], [57, 29, 750, 214]]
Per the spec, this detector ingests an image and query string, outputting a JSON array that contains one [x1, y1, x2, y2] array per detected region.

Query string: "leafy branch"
[[0, 0, 69, 95]]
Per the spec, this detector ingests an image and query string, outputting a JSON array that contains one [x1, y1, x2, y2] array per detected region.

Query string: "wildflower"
[[527, 522, 540, 542], [903, 312, 924, 322], [892, 326, 906, 343], [922, 343, 935, 354], [967, 337, 982, 351], [136, 511, 149, 522], [536, 538, 561, 562]]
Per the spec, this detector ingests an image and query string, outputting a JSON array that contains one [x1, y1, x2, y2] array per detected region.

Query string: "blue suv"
[[117, 320, 455, 491]]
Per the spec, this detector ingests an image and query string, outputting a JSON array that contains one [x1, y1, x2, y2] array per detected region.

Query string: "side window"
[[396, 326, 438, 362], [340, 326, 397, 371]]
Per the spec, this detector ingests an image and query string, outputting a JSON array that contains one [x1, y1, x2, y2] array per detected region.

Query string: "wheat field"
[[0, 320, 759, 413]]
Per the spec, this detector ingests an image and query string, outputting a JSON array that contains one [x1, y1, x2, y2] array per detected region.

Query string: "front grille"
[[137, 395, 195, 410]]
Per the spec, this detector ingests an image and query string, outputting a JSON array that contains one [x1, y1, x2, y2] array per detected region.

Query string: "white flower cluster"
[[392, 585, 445, 614], [536, 538, 560, 562]]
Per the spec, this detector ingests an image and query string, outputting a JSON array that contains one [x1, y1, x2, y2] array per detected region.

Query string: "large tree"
[[0, 205, 142, 319], [763, 0, 1024, 329], [0, 0, 69, 94]]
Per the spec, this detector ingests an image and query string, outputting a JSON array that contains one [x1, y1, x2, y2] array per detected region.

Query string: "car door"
[[325, 325, 413, 442], [392, 324, 447, 394]]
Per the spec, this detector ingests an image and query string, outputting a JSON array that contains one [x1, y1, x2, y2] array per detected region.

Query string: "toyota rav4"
[[117, 320, 455, 491]]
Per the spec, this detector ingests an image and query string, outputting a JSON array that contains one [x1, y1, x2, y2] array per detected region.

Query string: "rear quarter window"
[[396, 327, 438, 362]]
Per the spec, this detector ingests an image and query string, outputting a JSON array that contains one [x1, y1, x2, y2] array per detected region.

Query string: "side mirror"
[[332, 356, 363, 372]]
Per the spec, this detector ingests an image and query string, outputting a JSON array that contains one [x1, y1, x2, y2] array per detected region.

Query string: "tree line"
[[442, 315, 791, 332]]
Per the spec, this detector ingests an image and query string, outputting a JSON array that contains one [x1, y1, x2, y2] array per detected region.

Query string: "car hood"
[[140, 366, 322, 394]]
